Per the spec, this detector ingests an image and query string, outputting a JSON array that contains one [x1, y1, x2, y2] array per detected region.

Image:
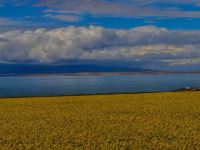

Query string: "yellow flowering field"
[[0, 92, 200, 149]]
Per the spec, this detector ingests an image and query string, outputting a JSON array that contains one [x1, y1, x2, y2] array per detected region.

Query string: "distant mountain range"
[[0, 64, 157, 76]]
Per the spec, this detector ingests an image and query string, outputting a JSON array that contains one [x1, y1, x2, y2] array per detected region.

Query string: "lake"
[[0, 74, 200, 98]]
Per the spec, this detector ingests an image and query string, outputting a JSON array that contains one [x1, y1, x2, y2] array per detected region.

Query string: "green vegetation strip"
[[0, 92, 200, 149]]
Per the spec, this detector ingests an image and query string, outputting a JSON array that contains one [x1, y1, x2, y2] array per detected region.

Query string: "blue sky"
[[0, 0, 200, 71], [1, 0, 200, 29]]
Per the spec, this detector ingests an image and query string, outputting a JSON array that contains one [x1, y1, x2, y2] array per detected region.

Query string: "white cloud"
[[43, 9, 83, 15], [0, 17, 26, 26], [44, 14, 82, 22], [36, 0, 200, 18], [162, 58, 200, 66], [0, 25, 200, 67], [2, 0, 200, 19]]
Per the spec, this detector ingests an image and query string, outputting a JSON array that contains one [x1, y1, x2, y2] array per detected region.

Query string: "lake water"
[[0, 74, 200, 98]]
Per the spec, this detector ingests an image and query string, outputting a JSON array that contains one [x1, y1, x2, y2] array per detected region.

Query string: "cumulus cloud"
[[0, 25, 200, 67]]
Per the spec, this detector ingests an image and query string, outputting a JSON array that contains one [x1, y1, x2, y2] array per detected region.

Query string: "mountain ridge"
[[0, 64, 157, 76]]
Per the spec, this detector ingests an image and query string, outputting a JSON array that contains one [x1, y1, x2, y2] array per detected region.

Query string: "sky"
[[0, 0, 200, 71]]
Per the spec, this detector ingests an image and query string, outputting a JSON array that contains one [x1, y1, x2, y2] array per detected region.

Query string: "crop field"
[[0, 92, 200, 149]]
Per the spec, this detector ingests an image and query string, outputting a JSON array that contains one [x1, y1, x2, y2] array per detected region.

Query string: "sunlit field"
[[0, 92, 200, 149]]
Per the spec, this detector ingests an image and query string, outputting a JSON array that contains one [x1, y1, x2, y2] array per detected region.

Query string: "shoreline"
[[0, 71, 200, 77], [0, 90, 199, 99]]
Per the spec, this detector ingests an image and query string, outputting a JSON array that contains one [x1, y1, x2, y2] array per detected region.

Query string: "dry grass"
[[0, 92, 200, 149]]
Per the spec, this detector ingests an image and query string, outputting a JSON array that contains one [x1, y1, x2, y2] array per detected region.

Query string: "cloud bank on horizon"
[[0, 0, 200, 70], [0, 26, 200, 70]]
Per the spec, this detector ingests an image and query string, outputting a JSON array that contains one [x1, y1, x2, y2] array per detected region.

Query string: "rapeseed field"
[[0, 92, 200, 149]]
